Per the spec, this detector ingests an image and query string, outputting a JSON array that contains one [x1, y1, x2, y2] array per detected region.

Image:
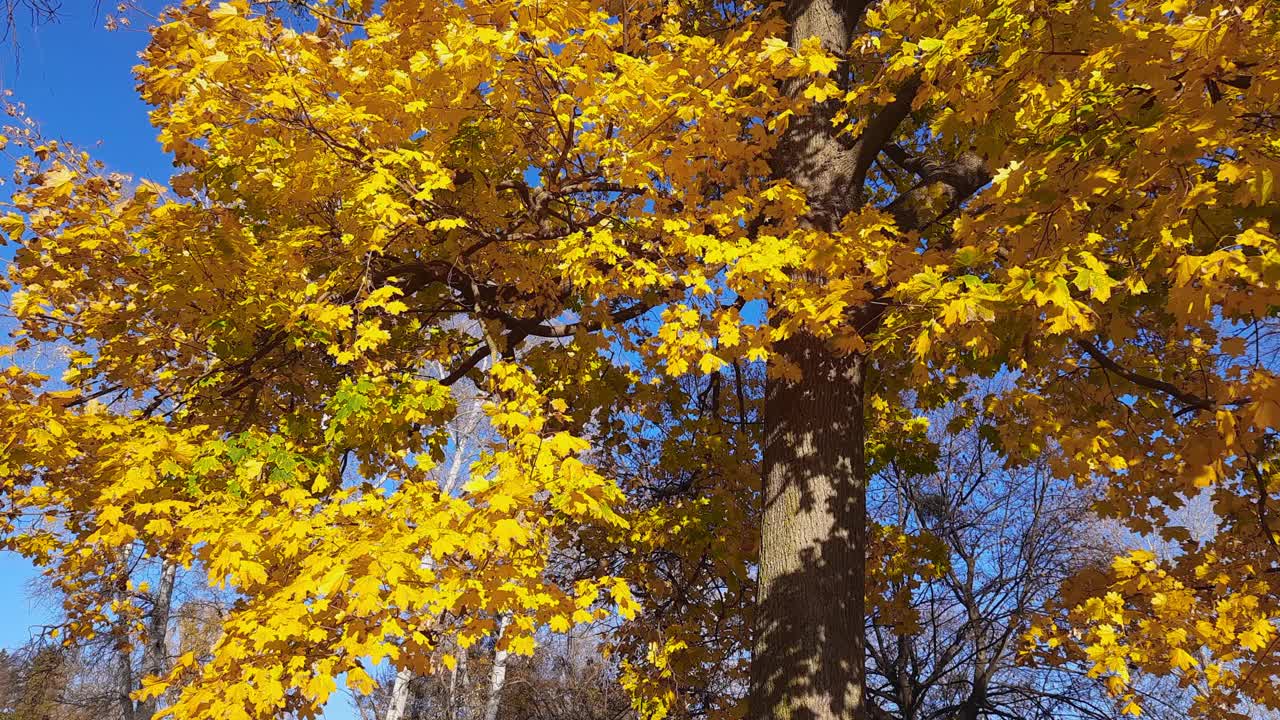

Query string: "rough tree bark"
[[383, 668, 415, 720], [748, 0, 991, 716], [117, 559, 177, 720], [752, 338, 868, 720], [117, 641, 138, 720], [749, 2, 871, 719]]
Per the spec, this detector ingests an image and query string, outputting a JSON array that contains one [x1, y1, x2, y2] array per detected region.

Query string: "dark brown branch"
[[64, 383, 125, 409], [850, 78, 922, 197], [440, 346, 490, 386], [883, 142, 991, 228], [1075, 338, 1214, 412], [494, 298, 659, 339]]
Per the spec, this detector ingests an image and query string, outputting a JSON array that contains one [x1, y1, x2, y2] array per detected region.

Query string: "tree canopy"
[[2, 0, 1280, 719]]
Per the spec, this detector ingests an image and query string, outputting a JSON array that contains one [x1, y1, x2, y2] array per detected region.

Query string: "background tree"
[[864, 401, 1193, 720], [0, 646, 83, 720], [0, 1, 60, 47]]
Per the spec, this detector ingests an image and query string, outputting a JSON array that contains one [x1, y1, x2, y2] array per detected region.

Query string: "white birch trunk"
[[382, 667, 416, 720], [481, 614, 511, 720], [386, 359, 487, 720]]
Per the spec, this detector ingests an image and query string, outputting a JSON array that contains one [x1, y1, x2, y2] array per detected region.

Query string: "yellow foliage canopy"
[[1, 0, 1279, 718]]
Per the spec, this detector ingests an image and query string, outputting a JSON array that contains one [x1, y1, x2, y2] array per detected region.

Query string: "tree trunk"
[[137, 560, 177, 720], [750, 338, 867, 720], [459, 646, 472, 718], [481, 614, 511, 720], [386, 420, 475, 720], [383, 667, 415, 720], [116, 639, 138, 720], [447, 650, 459, 719], [749, 1, 871, 719]]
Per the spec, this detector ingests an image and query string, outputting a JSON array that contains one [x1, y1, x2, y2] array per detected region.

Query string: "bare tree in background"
[[0, 646, 77, 720], [0, 0, 60, 50], [0, 330, 188, 720], [13, 550, 190, 720], [361, 623, 633, 720], [865, 403, 1194, 720], [482, 627, 634, 720]]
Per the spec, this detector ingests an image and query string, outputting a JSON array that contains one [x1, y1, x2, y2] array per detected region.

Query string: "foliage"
[[1, 0, 1280, 718]]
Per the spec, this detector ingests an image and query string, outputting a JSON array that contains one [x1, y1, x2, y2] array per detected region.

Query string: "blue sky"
[[0, 1, 169, 650], [0, 5, 173, 182], [0, 7, 365, 718]]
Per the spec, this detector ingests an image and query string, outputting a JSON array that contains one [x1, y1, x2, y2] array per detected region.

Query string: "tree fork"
[[749, 1, 874, 719]]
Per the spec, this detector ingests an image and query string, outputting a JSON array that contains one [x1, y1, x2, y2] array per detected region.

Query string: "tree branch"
[[1075, 338, 1213, 412], [440, 346, 490, 386]]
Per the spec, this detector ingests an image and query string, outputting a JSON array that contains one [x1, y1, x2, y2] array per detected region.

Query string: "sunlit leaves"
[[3, 0, 1280, 718]]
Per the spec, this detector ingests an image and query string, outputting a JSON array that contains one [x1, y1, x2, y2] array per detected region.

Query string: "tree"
[[863, 400, 1179, 720], [360, 621, 632, 720], [377, 364, 497, 720], [0, 0, 60, 47], [0, 646, 76, 720], [2, 0, 1280, 719]]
